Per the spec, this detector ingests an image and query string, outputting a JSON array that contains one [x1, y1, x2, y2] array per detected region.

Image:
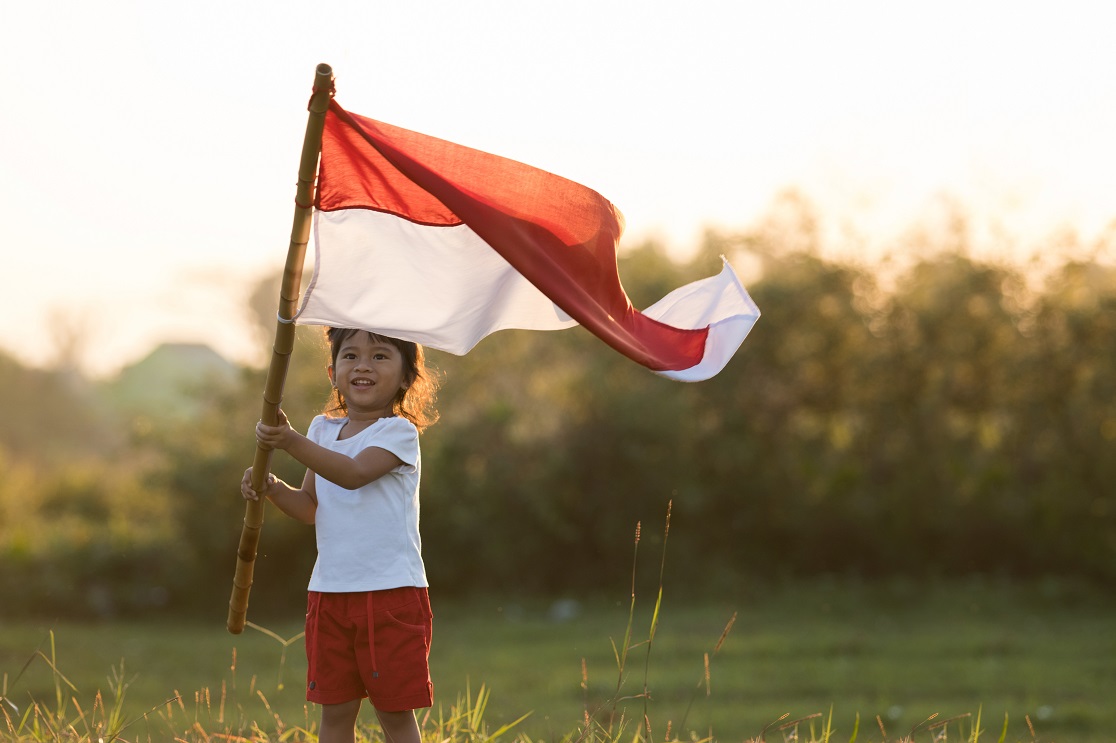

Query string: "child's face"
[[328, 332, 406, 418]]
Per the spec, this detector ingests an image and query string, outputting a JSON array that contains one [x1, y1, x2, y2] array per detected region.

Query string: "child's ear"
[[327, 365, 336, 387]]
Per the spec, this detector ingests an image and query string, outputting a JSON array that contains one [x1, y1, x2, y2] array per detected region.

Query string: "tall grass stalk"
[[611, 521, 640, 703], [581, 502, 728, 743], [640, 501, 671, 738], [244, 621, 305, 693], [674, 611, 736, 735], [996, 712, 1010, 743]]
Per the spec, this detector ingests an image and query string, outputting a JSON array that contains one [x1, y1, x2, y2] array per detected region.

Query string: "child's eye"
[[374, 353, 387, 360]]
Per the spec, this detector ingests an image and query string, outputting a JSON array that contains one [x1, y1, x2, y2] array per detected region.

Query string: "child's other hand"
[[240, 467, 277, 501], [255, 409, 294, 451]]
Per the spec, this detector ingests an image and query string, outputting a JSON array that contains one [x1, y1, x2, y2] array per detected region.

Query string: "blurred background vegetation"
[[1, 192, 1114, 621]]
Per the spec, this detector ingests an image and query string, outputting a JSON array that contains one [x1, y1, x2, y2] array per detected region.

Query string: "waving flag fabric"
[[295, 100, 759, 381]]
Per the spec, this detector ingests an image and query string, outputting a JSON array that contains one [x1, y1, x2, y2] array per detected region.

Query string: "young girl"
[[241, 327, 439, 743]]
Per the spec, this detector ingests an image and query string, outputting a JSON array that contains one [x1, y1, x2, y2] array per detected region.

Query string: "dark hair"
[[324, 328, 440, 431]]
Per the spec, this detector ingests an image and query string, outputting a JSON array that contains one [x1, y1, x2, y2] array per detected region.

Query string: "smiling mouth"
[[351, 378, 374, 388]]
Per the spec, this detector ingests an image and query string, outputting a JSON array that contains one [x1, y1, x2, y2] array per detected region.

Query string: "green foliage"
[[2, 198, 1116, 618], [133, 332, 326, 619], [0, 454, 187, 619]]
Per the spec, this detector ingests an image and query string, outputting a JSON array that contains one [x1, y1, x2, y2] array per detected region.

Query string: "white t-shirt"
[[305, 414, 428, 592]]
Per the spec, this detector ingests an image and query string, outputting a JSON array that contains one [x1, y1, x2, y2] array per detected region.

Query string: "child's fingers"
[[255, 421, 275, 450], [240, 467, 267, 501]]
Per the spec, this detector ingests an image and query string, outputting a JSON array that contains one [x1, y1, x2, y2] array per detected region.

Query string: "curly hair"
[[323, 328, 440, 431]]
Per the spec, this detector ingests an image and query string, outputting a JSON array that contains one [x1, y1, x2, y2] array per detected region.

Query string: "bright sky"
[[3, 1, 1115, 376]]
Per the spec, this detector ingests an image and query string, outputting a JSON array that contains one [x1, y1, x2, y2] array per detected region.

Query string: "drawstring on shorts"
[[307, 592, 379, 693], [366, 591, 379, 678]]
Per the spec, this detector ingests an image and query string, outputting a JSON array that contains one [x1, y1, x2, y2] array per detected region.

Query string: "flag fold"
[[295, 100, 759, 381]]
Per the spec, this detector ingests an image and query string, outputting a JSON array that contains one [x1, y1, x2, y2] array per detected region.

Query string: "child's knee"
[[375, 708, 417, 732], [376, 709, 420, 743], [321, 698, 361, 728]]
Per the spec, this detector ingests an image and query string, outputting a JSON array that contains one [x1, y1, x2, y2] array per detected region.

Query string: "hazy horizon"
[[4, 1, 1115, 376]]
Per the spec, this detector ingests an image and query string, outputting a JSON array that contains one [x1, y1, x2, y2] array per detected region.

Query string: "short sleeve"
[[364, 416, 420, 470], [306, 415, 330, 445]]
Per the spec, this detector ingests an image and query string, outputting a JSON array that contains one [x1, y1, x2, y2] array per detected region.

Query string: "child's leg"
[[319, 699, 361, 743], [375, 708, 421, 743]]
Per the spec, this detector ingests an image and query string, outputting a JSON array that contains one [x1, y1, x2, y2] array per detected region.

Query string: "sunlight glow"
[[3, 0, 1115, 375]]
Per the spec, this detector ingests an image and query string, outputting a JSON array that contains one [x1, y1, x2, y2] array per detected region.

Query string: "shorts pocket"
[[379, 598, 432, 650]]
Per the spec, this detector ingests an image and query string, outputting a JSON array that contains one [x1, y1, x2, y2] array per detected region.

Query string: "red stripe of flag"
[[316, 101, 709, 372]]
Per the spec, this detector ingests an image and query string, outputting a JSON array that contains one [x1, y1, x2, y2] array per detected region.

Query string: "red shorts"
[[304, 587, 433, 710]]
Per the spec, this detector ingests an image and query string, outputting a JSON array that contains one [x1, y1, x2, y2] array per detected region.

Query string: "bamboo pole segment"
[[228, 63, 335, 635]]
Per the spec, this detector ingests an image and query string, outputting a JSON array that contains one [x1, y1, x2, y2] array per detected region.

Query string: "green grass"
[[1, 578, 1114, 742], [434, 578, 1116, 742]]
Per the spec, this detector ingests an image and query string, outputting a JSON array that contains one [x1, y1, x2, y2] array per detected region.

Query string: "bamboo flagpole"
[[228, 63, 335, 634]]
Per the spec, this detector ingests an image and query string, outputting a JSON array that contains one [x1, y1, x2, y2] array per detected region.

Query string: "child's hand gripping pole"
[[227, 63, 335, 634]]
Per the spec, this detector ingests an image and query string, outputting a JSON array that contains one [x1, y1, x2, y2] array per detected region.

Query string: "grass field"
[[1, 578, 1113, 742]]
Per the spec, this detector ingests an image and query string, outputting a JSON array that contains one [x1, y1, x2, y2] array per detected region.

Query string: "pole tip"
[[227, 614, 246, 635]]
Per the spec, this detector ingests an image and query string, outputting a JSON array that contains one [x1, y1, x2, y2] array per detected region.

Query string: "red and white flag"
[[295, 101, 759, 381]]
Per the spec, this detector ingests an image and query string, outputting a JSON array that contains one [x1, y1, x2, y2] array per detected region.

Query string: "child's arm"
[[255, 411, 404, 491], [240, 468, 317, 524]]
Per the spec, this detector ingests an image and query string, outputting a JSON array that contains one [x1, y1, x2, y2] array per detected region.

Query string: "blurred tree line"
[[1, 193, 1114, 619]]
